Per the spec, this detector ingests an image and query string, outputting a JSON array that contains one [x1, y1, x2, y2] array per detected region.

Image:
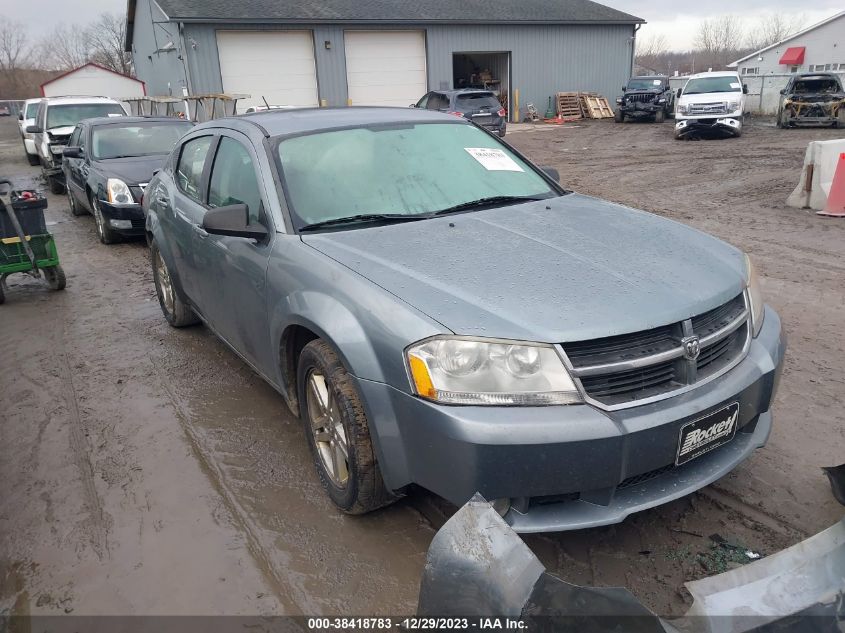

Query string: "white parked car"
[[18, 98, 42, 166], [27, 96, 127, 193], [674, 71, 748, 139]]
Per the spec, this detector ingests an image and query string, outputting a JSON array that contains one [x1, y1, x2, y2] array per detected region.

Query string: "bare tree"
[[87, 13, 133, 75], [42, 24, 90, 70], [746, 14, 805, 51], [0, 21, 34, 97], [695, 16, 745, 69], [635, 33, 669, 72]]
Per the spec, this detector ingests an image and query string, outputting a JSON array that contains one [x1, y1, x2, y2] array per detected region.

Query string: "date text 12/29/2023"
[[306, 618, 528, 630]]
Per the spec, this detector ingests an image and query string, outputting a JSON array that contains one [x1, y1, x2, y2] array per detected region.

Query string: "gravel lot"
[[1, 114, 842, 617]]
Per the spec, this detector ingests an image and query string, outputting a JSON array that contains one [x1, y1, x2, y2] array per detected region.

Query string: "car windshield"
[[25, 103, 39, 119], [92, 122, 194, 159], [455, 93, 501, 110], [627, 78, 663, 90], [46, 104, 125, 129], [683, 77, 742, 95], [792, 78, 842, 94], [276, 122, 557, 229]]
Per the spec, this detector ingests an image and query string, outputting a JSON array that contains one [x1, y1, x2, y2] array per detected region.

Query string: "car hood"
[[46, 126, 76, 138], [92, 155, 169, 185], [302, 194, 747, 343], [679, 91, 742, 105]]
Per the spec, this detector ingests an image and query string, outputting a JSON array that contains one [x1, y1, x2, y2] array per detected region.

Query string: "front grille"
[[689, 102, 728, 115], [562, 294, 749, 408], [626, 93, 657, 104], [618, 464, 675, 490], [130, 218, 145, 229]]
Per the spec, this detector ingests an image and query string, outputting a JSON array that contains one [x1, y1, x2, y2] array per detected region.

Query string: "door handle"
[[192, 224, 208, 238], [155, 194, 169, 206]]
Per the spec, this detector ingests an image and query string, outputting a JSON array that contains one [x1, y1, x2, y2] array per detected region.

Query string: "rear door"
[[193, 132, 275, 374], [64, 125, 85, 203]]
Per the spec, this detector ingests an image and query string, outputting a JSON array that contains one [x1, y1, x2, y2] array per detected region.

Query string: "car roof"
[[198, 106, 467, 138], [630, 75, 667, 80], [41, 96, 124, 106], [687, 71, 739, 79], [793, 73, 840, 80], [81, 116, 192, 127], [434, 89, 496, 96]]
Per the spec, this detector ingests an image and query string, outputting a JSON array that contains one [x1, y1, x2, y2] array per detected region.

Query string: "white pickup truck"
[[674, 71, 748, 139]]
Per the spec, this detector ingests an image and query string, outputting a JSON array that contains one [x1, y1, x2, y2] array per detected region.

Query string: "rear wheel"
[[43, 265, 66, 291], [90, 196, 119, 244], [48, 176, 65, 195], [151, 240, 198, 328], [297, 339, 395, 514], [0, 280, 5, 304]]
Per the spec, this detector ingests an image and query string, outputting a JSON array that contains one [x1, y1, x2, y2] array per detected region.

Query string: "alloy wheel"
[[91, 198, 105, 239], [306, 370, 349, 487], [154, 249, 175, 315]]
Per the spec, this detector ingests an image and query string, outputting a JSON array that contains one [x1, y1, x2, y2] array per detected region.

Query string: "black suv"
[[777, 73, 845, 128], [413, 89, 507, 137], [615, 76, 673, 123]]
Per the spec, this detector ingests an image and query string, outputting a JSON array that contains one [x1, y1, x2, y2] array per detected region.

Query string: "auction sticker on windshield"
[[464, 148, 524, 172], [676, 403, 739, 465]]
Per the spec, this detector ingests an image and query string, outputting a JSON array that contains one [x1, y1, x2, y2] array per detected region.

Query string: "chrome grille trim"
[[558, 292, 752, 411]]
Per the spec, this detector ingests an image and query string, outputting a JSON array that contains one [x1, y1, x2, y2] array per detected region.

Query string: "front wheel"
[[90, 196, 119, 244], [43, 265, 66, 291], [297, 339, 395, 514], [779, 110, 793, 129], [150, 240, 198, 328], [837, 108, 845, 128], [614, 109, 624, 123], [67, 188, 84, 217], [26, 152, 39, 166], [655, 109, 666, 123]]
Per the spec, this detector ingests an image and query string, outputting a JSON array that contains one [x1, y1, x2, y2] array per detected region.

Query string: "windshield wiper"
[[299, 213, 428, 232], [431, 195, 548, 216]]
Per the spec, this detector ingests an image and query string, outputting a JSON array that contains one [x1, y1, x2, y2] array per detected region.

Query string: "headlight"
[[677, 104, 688, 114], [615, 97, 622, 104], [107, 178, 133, 204], [727, 100, 741, 112], [744, 254, 765, 337], [657, 98, 666, 103], [406, 337, 582, 406]]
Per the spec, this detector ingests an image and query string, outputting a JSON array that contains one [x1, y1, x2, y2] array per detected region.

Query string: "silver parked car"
[[143, 107, 785, 532]]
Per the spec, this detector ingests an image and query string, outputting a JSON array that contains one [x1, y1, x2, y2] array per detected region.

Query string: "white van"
[[674, 71, 748, 139]]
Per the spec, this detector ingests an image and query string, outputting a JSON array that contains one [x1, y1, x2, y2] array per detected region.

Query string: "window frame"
[[206, 133, 267, 225], [174, 134, 217, 205]]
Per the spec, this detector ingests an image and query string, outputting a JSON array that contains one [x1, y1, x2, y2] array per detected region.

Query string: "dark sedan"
[[62, 116, 194, 244], [413, 89, 507, 137]]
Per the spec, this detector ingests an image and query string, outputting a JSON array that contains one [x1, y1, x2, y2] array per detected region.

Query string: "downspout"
[[630, 23, 641, 78], [178, 22, 193, 96]]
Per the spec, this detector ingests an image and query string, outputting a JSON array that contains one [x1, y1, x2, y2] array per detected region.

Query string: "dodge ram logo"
[[682, 335, 701, 361]]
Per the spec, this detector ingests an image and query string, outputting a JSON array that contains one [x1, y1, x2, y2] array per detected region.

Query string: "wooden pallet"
[[555, 92, 583, 118], [579, 94, 615, 119]]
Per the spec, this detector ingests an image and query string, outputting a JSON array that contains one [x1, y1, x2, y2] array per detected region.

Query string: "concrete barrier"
[[787, 138, 845, 210]]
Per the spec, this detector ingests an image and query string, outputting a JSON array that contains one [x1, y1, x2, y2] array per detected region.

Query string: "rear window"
[[25, 103, 39, 119], [46, 104, 125, 129], [455, 93, 501, 110]]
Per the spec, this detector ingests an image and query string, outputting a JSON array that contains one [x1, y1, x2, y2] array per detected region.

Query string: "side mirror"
[[63, 146, 83, 159], [203, 203, 268, 240], [540, 166, 560, 183], [152, 168, 161, 177], [26, 125, 42, 134], [622, 86, 627, 92], [742, 84, 749, 94], [409, 103, 416, 108], [779, 88, 786, 95], [18, 112, 23, 121], [676, 88, 682, 98]]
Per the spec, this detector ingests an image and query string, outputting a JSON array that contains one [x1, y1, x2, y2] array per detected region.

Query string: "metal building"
[[125, 0, 643, 121]]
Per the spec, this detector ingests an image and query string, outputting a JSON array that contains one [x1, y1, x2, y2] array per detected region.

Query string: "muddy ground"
[[1, 114, 842, 618]]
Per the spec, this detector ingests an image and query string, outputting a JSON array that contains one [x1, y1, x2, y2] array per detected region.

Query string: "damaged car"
[[674, 71, 748, 139], [777, 73, 845, 128], [615, 75, 673, 123], [144, 108, 785, 533]]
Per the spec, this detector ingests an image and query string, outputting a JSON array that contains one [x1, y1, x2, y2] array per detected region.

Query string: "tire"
[[655, 109, 666, 123], [837, 108, 845, 128], [26, 152, 39, 166], [779, 110, 793, 129], [0, 281, 5, 305], [67, 188, 85, 217], [90, 196, 119, 244], [297, 339, 395, 514], [48, 176, 65, 195], [614, 109, 624, 123], [43, 265, 66, 291], [150, 240, 198, 328]]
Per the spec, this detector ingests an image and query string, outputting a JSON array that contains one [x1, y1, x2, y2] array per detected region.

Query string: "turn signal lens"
[[409, 355, 436, 399], [744, 254, 765, 337]]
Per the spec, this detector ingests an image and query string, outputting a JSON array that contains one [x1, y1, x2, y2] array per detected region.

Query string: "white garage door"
[[216, 31, 319, 112], [344, 31, 427, 107]]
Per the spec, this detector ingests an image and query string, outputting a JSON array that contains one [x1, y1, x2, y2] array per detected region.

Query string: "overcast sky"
[[10, 0, 844, 51]]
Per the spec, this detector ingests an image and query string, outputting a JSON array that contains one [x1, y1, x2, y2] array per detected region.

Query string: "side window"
[[415, 93, 430, 109], [176, 136, 213, 203], [426, 94, 445, 110], [68, 125, 82, 148], [208, 137, 262, 223]]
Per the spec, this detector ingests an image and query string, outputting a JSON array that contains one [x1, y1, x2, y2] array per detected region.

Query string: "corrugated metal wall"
[[151, 22, 636, 114], [129, 0, 189, 96]]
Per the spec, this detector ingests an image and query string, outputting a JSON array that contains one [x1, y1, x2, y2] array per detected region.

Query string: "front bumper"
[[621, 102, 664, 115], [358, 305, 784, 532], [99, 200, 146, 236], [675, 116, 743, 137]]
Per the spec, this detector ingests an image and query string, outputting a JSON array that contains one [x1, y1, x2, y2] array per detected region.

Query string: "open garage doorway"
[[452, 52, 511, 119]]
